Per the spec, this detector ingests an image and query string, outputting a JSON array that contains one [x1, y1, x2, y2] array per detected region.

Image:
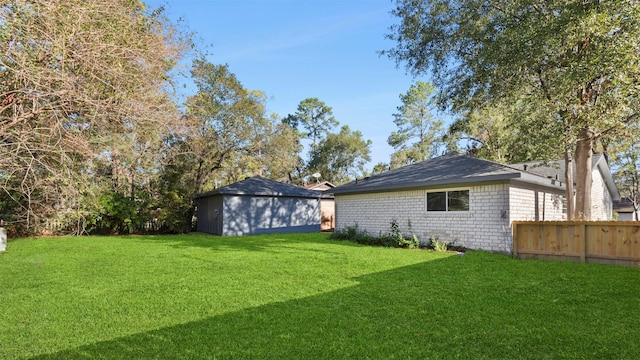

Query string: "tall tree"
[[218, 118, 303, 184], [384, 0, 640, 220], [307, 125, 371, 184], [0, 0, 186, 234], [260, 120, 305, 183], [293, 97, 339, 147], [179, 59, 270, 206], [388, 81, 445, 168], [446, 98, 564, 163]]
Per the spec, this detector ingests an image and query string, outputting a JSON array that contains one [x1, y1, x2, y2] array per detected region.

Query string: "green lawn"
[[1, 233, 638, 359]]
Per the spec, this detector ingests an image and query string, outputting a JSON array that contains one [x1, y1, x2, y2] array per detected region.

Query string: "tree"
[[0, 0, 186, 234], [293, 97, 339, 147], [446, 99, 564, 163], [218, 118, 303, 184], [384, 0, 640, 220], [183, 58, 270, 195], [307, 125, 371, 184], [371, 162, 391, 175], [610, 124, 640, 220], [388, 81, 445, 168], [259, 120, 305, 183]]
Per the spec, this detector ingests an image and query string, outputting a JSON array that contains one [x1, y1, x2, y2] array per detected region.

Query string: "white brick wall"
[[508, 185, 565, 222], [335, 184, 513, 252], [335, 182, 573, 253]]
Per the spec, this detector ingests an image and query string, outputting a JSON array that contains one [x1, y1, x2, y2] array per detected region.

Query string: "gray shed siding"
[[196, 195, 224, 235], [221, 195, 320, 236], [197, 194, 320, 236]]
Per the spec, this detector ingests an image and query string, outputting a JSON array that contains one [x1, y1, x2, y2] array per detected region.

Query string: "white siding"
[[591, 168, 613, 220]]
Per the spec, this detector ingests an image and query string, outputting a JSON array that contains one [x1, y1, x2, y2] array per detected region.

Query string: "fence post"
[[578, 222, 586, 263], [512, 222, 518, 258], [0, 227, 6, 252]]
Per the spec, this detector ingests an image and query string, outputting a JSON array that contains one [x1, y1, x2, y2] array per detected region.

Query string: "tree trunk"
[[564, 145, 575, 221], [574, 127, 595, 220]]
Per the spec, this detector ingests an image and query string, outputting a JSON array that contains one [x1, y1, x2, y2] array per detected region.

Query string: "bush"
[[429, 236, 448, 252], [330, 220, 420, 249]]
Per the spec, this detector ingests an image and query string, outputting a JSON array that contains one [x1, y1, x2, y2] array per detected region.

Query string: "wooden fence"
[[512, 221, 640, 267]]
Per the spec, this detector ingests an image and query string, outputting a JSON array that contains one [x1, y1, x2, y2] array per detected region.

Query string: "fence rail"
[[512, 221, 640, 267]]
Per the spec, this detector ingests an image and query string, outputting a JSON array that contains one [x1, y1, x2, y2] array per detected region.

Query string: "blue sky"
[[147, 0, 430, 169]]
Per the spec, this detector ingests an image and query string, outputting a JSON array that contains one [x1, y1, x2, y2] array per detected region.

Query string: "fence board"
[[512, 221, 640, 267]]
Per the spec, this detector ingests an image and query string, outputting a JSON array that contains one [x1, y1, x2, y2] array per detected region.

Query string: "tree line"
[[2, 0, 639, 236], [0, 0, 372, 236]]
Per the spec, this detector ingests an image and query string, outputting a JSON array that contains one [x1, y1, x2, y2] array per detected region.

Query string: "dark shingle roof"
[[196, 176, 330, 199], [329, 152, 543, 195]]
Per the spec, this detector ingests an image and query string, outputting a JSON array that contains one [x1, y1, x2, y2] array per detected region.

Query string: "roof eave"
[[594, 156, 621, 201], [329, 173, 523, 195]]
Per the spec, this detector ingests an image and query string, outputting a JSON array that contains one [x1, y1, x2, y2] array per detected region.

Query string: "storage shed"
[[195, 176, 325, 236]]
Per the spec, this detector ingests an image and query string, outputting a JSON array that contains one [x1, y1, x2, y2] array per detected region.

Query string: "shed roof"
[[195, 176, 330, 199], [329, 152, 564, 195]]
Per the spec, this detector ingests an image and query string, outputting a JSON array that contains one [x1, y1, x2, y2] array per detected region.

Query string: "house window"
[[427, 190, 469, 212]]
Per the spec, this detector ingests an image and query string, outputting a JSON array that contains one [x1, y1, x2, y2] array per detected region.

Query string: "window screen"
[[427, 192, 446, 211], [448, 190, 469, 211], [427, 190, 469, 212]]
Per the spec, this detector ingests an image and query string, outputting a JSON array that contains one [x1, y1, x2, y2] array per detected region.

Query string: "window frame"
[[425, 189, 470, 212]]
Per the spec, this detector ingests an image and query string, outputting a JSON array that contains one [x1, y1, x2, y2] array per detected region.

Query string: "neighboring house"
[[303, 181, 336, 192], [303, 181, 336, 231], [613, 198, 639, 221], [509, 154, 619, 221], [195, 176, 327, 236], [327, 152, 620, 253]]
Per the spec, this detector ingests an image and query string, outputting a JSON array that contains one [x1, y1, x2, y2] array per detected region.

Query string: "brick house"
[[327, 152, 619, 252]]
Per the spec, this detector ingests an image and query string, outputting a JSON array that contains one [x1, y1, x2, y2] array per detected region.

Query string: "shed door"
[[212, 207, 223, 235]]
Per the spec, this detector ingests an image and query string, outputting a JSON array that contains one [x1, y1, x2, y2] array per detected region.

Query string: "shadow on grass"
[[138, 232, 361, 253], [30, 252, 639, 360]]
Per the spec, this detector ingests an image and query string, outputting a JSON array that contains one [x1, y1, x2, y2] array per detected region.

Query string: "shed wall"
[[222, 195, 320, 236], [196, 195, 224, 235]]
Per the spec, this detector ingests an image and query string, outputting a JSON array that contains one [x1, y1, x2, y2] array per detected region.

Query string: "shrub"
[[331, 220, 420, 249], [429, 236, 448, 252]]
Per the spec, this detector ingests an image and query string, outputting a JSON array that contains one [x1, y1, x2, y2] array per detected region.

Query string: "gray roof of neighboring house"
[[303, 181, 336, 191], [510, 154, 620, 201], [613, 198, 636, 213], [328, 152, 566, 195], [196, 176, 332, 199]]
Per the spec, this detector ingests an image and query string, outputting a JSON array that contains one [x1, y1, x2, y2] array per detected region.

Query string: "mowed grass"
[[1, 233, 638, 359]]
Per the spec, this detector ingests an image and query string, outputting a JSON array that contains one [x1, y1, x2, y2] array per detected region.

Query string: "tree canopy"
[[292, 97, 339, 147], [388, 81, 445, 168], [307, 125, 372, 184], [0, 0, 187, 233]]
